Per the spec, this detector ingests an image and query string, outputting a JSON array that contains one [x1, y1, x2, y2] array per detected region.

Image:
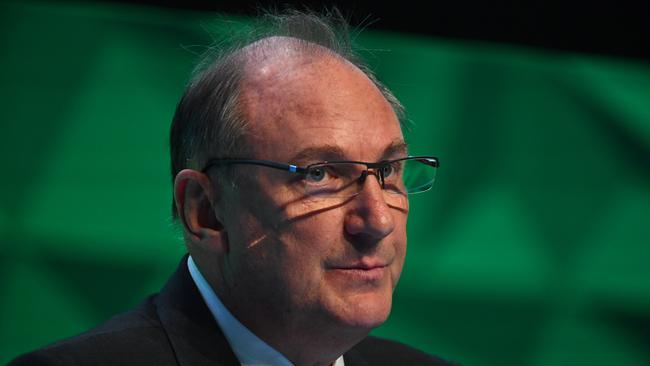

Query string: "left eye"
[[380, 164, 394, 178]]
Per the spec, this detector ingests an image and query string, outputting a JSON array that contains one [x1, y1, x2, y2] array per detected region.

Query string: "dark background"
[[106, 0, 650, 60]]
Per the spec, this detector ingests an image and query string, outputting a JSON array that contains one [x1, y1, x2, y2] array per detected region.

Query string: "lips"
[[330, 260, 389, 271], [328, 259, 390, 281]]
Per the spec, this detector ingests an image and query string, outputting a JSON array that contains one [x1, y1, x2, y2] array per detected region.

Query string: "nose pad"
[[358, 170, 369, 184], [357, 169, 385, 189]]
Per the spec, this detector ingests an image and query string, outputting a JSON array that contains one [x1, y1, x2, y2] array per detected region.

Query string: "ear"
[[174, 169, 229, 253]]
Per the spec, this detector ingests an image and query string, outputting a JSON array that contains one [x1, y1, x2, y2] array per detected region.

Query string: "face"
[[215, 53, 408, 337]]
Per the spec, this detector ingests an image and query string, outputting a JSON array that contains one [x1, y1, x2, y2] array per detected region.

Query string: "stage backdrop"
[[1, 1, 649, 365]]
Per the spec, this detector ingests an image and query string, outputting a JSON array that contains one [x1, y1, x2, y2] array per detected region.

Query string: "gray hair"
[[169, 9, 405, 218]]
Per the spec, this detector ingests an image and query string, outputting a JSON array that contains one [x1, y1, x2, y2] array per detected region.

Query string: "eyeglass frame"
[[202, 155, 439, 195]]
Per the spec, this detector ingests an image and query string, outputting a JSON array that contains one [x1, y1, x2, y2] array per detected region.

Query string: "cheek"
[[279, 194, 346, 245], [290, 209, 344, 254], [277, 212, 342, 278]]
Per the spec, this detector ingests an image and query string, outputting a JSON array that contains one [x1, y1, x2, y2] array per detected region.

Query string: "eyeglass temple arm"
[[203, 159, 309, 174]]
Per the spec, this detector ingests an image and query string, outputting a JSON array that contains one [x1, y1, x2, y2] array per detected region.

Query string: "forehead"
[[240, 50, 404, 162]]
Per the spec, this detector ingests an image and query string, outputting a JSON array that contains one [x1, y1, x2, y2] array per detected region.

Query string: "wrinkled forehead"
[[237, 39, 403, 162]]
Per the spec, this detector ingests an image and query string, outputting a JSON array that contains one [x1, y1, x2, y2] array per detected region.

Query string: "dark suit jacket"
[[9, 257, 454, 366]]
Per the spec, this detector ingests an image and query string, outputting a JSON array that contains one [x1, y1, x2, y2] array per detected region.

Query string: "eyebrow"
[[289, 145, 347, 164], [383, 140, 409, 159], [289, 139, 409, 164]]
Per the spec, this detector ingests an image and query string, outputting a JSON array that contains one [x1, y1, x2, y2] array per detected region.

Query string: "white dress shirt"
[[188, 256, 345, 366]]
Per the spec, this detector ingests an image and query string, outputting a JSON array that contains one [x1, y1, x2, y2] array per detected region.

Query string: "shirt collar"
[[187, 256, 345, 366]]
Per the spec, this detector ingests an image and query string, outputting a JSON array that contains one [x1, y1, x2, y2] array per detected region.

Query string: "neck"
[[191, 254, 372, 366], [213, 276, 370, 366], [222, 287, 369, 366]]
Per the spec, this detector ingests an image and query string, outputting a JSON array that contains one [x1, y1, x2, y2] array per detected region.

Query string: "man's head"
[[171, 10, 409, 364], [169, 11, 405, 211]]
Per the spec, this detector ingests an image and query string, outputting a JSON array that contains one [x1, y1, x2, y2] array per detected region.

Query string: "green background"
[[1, 1, 649, 365]]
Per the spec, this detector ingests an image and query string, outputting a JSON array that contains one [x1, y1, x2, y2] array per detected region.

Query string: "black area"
[[95, 0, 649, 61]]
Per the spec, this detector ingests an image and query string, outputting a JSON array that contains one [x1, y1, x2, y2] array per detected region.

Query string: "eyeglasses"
[[203, 156, 439, 203]]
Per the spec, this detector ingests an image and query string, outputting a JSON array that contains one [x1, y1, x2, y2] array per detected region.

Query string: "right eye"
[[305, 166, 328, 182]]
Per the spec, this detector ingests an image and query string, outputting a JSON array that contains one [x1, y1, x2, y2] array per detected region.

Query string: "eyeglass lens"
[[301, 159, 437, 201]]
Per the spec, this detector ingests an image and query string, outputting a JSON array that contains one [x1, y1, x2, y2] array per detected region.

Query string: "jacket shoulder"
[[347, 336, 458, 366], [8, 296, 177, 366]]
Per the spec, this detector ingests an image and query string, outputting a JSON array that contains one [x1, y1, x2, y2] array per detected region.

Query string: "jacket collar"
[[154, 255, 240, 366]]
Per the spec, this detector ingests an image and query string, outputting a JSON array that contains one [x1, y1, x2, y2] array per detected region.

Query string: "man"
[[10, 10, 449, 366]]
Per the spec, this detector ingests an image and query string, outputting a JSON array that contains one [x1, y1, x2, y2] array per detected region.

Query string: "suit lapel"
[[343, 346, 370, 366], [154, 255, 240, 366]]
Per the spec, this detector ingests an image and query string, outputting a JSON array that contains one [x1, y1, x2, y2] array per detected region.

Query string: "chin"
[[333, 291, 393, 330]]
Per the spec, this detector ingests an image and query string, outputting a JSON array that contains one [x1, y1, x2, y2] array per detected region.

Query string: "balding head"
[[169, 11, 404, 219], [237, 38, 399, 161]]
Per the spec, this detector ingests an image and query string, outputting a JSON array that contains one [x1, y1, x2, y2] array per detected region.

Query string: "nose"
[[344, 173, 396, 240]]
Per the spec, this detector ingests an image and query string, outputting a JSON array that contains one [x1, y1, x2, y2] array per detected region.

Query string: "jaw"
[[315, 272, 395, 331]]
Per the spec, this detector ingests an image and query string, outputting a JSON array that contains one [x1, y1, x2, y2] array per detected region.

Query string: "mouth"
[[329, 261, 390, 281]]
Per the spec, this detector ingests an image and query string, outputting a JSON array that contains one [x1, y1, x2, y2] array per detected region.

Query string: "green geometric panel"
[[407, 187, 550, 294], [376, 291, 550, 366], [0, 258, 98, 364], [37, 254, 168, 318], [498, 67, 620, 266], [530, 317, 649, 366], [18, 21, 192, 258], [575, 188, 650, 301], [0, 250, 181, 364], [571, 58, 650, 144], [0, 3, 102, 226]]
